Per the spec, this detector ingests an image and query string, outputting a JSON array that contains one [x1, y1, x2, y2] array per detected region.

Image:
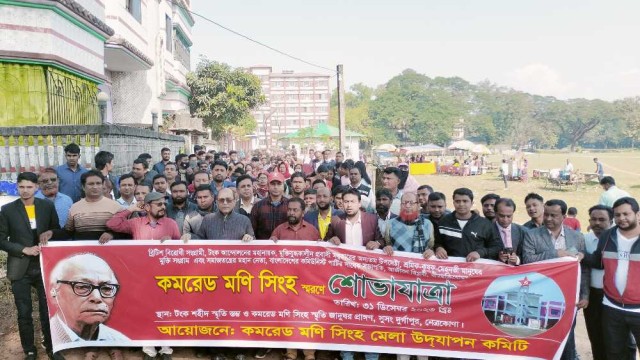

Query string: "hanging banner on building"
[[41, 240, 579, 359]]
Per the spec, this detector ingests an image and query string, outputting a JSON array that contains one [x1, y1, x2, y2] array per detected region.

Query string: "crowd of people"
[[0, 142, 638, 360]]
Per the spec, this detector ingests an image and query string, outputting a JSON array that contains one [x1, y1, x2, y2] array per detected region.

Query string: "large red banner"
[[41, 240, 579, 359]]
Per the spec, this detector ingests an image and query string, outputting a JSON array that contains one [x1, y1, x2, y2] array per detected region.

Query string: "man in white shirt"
[[599, 176, 631, 208]]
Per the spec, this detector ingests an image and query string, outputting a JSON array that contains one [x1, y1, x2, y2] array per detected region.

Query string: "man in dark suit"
[[522, 199, 589, 360], [326, 188, 383, 249], [0, 172, 62, 360], [494, 198, 526, 265], [303, 187, 344, 240]]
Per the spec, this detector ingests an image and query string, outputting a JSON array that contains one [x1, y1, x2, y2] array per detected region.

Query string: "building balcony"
[[104, 0, 152, 72]]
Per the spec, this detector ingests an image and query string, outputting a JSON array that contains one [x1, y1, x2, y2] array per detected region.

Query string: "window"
[[316, 94, 325, 100], [165, 15, 172, 52], [287, 94, 298, 101], [287, 81, 297, 87], [126, 0, 142, 23]]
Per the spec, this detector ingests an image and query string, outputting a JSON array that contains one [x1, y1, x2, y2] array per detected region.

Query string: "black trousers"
[[11, 264, 52, 354], [585, 288, 607, 360], [603, 305, 640, 359]]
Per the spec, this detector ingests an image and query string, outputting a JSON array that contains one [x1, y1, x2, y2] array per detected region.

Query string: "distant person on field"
[[594, 157, 604, 180]]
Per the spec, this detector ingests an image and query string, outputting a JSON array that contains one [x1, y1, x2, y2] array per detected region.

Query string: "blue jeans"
[[11, 264, 52, 354], [340, 352, 379, 360]]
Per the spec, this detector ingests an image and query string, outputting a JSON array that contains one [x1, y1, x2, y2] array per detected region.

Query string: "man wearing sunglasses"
[[36, 168, 73, 228], [48, 253, 128, 345]]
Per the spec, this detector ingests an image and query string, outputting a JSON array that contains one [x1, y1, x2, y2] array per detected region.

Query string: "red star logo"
[[519, 277, 531, 287]]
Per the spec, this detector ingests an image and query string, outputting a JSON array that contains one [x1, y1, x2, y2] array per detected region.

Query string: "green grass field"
[[414, 151, 640, 227]]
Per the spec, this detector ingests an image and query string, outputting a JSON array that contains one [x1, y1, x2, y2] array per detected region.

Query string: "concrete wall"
[[0, 125, 185, 181]]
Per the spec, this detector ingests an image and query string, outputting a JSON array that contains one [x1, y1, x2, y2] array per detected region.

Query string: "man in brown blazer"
[[326, 188, 384, 250]]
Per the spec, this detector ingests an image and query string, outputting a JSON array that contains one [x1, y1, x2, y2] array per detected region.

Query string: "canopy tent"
[[471, 144, 492, 154], [448, 139, 475, 151], [283, 123, 365, 139], [374, 143, 397, 152], [401, 144, 445, 154]]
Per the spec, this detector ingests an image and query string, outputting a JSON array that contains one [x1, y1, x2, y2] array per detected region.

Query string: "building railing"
[[174, 37, 191, 71], [0, 125, 185, 180]]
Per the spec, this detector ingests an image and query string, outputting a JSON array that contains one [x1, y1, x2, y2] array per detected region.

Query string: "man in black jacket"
[[0, 172, 62, 360], [434, 187, 502, 262]]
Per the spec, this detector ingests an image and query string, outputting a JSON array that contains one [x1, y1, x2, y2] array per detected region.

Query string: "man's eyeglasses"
[[218, 198, 235, 204], [39, 177, 57, 184], [57, 280, 120, 298], [401, 201, 418, 206]]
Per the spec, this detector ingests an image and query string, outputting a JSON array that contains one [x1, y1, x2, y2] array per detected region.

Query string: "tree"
[[546, 99, 613, 151], [615, 97, 640, 148], [187, 58, 264, 139]]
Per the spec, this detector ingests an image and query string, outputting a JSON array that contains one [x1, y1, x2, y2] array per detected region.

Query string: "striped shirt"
[[65, 197, 123, 240]]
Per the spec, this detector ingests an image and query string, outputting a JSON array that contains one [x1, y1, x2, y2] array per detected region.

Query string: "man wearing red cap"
[[250, 172, 290, 240]]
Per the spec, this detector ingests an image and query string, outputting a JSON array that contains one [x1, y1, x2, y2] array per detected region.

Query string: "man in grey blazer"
[[522, 199, 589, 360], [0, 172, 62, 360], [494, 198, 526, 265]]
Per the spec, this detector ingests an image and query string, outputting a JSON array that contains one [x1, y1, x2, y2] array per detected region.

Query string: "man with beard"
[[194, 188, 254, 241], [523, 199, 588, 360], [270, 197, 320, 241], [289, 172, 307, 199], [434, 188, 502, 262], [210, 160, 235, 198], [36, 168, 73, 228], [165, 181, 197, 235], [106, 192, 180, 359], [480, 193, 500, 222], [523, 193, 544, 229], [152, 147, 171, 174], [115, 174, 136, 207], [181, 186, 216, 241], [494, 198, 526, 266], [382, 192, 435, 261], [375, 189, 397, 236], [131, 158, 155, 186], [587, 197, 640, 359], [417, 185, 433, 216], [304, 187, 343, 240], [326, 189, 383, 249], [106, 192, 180, 241]]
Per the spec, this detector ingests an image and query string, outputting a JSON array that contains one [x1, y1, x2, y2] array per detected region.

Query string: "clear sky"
[[190, 0, 640, 101]]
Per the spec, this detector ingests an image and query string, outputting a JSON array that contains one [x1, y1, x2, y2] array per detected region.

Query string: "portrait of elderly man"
[[48, 253, 128, 345]]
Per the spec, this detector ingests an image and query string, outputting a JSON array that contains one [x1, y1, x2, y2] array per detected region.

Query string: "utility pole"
[[337, 64, 346, 153]]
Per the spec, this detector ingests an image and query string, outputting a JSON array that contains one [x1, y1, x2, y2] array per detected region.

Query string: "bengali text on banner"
[[40, 240, 580, 359]]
